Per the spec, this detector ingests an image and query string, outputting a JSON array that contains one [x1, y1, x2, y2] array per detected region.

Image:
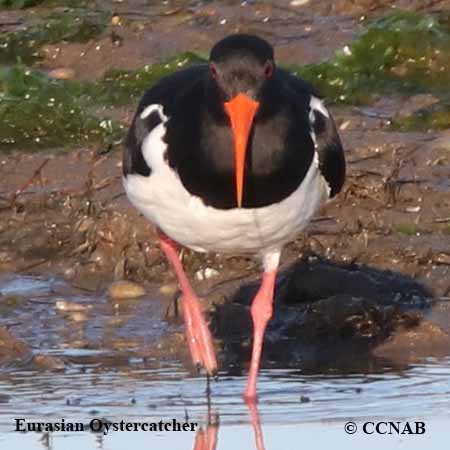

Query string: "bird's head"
[[208, 34, 275, 208]]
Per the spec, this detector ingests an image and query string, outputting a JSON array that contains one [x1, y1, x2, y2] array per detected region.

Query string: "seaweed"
[[392, 99, 450, 131], [393, 224, 419, 236], [292, 11, 450, 104], [0, 8, 108, 64], [0, 66, 122, 150]]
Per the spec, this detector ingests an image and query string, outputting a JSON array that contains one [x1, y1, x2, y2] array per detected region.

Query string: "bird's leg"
[[244, 251, 280, 402], [159, 232, 218, 376]]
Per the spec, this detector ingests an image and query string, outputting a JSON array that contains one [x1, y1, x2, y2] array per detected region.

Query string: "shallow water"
[[0, 275, 449, 449]]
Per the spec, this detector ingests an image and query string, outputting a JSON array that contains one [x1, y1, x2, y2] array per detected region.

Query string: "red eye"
[[209, 64, 218, 79], [264, 61, 273, 78]]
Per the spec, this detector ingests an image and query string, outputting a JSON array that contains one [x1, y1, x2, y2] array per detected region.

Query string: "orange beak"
[[224, 93, 259, 208]]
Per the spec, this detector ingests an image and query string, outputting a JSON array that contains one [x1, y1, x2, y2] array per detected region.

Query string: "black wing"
[[123, 64, 207, 177], [281, 68, 346, 198]]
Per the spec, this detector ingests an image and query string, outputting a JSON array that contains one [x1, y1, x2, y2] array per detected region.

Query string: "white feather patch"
[[140, 103, 168, 121], [309, 96, 329, 119]]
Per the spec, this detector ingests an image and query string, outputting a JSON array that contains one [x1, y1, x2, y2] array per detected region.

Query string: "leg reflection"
[[192, 393, 265, 450], [246, 399, 266, 450], [193, 412, 219, 450]]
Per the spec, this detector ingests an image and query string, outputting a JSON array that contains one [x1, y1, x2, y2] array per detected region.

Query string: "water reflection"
[[193, 412, 219, 450]]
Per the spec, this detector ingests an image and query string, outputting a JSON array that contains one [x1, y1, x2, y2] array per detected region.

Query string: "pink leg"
[[245, 399, 266, 450], [159, 232, 218, 376], [244, 269, 277, 401]]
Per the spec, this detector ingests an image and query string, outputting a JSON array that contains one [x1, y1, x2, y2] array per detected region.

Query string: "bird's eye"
[[209, 64, 218, 79], [264, 61, 274, 78]]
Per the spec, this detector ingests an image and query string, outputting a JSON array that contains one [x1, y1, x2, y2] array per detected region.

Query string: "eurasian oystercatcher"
[[123, 34, 345, 401]]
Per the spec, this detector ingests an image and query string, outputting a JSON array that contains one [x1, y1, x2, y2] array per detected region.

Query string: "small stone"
[[159, 283, 178, 296], [56, 300, 92, 312], [405, 206, 421, 213], [70, 312, 88, 323], [290, 0, 309, 5], [300, 395, 311, 403], [195, 267, 220, 281], [48, 68, 76, 80], [111, 14, 122, 26], [77, 217, 94, 233], [32, 354, 65, 370], [339, 120, 351, 130], [108, 280, 146, 299]]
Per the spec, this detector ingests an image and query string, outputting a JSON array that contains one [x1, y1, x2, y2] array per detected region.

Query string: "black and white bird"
[[123, 34, 345, 401]]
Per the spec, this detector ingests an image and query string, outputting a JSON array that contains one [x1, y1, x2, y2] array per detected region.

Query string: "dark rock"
[[213, 258, 436, 373]]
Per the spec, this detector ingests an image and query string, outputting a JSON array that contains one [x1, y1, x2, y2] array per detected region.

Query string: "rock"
[[68, 312, 89, 323], [0, 327, 32, 367], [0, 294, 27, 313], [71, 271, 103, 292], [48, 68, 76, 80], [373, 320, 450, 362], [195, 267, 220, 281], [159, 283, 178, 296], [108, 280, 146, 299], [213, 258, 434, 371], [55, 300, 92, 312], [32, 354, 65, 370]]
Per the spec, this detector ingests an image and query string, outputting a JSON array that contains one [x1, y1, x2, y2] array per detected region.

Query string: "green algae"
[[0, 66, 122, 150], [293, 11, 450, 105], [93, 52, 206, 106], [392, 99, 450, 131], [0, 8, 107, 64], [0, 0, 44, 6], [394, 223, 419, 236]]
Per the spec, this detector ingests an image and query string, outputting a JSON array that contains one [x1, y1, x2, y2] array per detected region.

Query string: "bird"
[[122, 34, 345, 401]]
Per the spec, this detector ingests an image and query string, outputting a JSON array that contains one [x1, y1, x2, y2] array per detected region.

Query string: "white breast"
[[123, 106, 330, 256]]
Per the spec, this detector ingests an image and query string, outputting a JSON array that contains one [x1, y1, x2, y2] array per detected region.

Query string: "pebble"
[[32, 354, 65, 370], [405, 206, 421, 213], [290, 0, 309, 5], [48, 68, 76, 80], [108, 280, 146, 299], [339, 120, 351, 131], [195, 267, 220, 281], [55, 300, 92, 312], [159, 283, 178, 296]]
